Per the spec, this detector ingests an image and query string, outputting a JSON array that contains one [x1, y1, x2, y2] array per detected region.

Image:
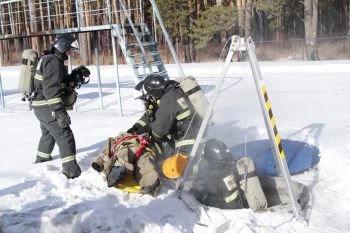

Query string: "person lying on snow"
[[91, 131, 160, 195]]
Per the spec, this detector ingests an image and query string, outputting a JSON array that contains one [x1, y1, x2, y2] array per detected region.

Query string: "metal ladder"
[[112, 0, 169, 84]]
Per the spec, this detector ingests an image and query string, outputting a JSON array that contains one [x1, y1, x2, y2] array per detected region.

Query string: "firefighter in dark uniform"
[[128, 74, 203, 173], [144, 74, 202, 157], [31, 34, 81, 179], [189, 138, 248, 209]]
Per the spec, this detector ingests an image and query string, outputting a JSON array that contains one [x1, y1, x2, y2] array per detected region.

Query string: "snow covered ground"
[[1, 60, 350, 233]]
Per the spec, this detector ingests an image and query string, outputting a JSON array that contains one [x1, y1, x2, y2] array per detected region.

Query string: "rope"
[[242, 50, 249, 195]]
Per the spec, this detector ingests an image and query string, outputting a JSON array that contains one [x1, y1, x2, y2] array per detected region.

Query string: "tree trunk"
[[189, 0, 196, 62], [78, 0, 89, 65], [29, 0, 40, 51], [276, 3, 283, 40], [0, 42, 3, 66], [237, 0, 245, 36], [64, 0, 73, 28], [198, 0, 205, 11], [346, 1, 350, 38], [257, 11, 264, 42], [244, 0, 252, 38], [348, 0, 350, 57], [304, 0, 319, 60]]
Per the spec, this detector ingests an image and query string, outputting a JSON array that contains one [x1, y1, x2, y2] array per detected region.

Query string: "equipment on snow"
[[115, 171, 141, 193], [175, 76, 209, 119], [162, 153, 188, 179], [259, 176, 309, 211], [230, 139, 321, 176], [17, 49, 39, 101], [236, 157, 267, 211]]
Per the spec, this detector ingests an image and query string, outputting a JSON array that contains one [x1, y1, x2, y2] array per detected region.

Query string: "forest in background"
[[0, 0, 350, 66]]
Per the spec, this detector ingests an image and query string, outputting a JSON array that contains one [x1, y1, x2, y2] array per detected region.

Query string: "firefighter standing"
[[31, 34, 81, 179]]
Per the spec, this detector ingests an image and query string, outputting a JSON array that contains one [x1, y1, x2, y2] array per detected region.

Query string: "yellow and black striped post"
[[262, 86, 286, 159], [246, 37, 302, 219]]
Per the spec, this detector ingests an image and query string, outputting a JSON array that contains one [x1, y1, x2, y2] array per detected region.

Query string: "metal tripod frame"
[[178, 35, 303, 220]]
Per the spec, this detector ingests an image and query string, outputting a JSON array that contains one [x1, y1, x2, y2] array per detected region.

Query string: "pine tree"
[[191, 5, 237, 48]]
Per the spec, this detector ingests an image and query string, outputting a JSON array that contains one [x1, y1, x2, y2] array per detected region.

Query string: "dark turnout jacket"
[[149, 81, 203, 154], [32, 51, 67, 121]]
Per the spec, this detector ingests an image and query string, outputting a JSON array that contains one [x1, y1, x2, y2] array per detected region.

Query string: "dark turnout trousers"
[[34, 108, 76, 162]]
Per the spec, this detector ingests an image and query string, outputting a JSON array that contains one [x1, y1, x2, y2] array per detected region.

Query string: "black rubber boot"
[[62, 160, 81, 179], [92, 162, 103, 172], [107, 166, 127, 187], [35, 156, 52, 163]]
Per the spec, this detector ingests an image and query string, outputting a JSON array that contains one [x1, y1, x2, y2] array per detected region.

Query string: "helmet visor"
[[70, 40, 80, 52]]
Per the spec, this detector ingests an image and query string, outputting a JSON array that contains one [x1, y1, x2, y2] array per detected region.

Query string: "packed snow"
[[1, 59, 350, 233]]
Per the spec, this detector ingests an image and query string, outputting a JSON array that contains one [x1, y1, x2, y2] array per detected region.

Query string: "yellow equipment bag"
[[162, 153, 189, 179], [115, 172, 141, 193]]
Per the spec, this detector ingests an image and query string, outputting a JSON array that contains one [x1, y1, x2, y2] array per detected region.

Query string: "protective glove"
[[127, 125, 151, 135], [126, 125, 138, 134], [136, 125, 151, 135], [52, 109, 71, 128]]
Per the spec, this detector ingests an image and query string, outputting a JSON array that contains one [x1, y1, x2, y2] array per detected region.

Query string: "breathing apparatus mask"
[[61, 65, 91, 109], [133, 80, 159, 111]]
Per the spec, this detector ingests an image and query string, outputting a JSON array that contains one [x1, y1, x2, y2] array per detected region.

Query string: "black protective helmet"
[[203, 139, 232, 162], [143, 74, 167, 99], [51, 34, 79, 54]]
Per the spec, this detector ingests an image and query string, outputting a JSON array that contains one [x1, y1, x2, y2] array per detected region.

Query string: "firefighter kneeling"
[[189, 138, 309, 211], [92, 132, 160, 195], [189, 139, 267, 210]]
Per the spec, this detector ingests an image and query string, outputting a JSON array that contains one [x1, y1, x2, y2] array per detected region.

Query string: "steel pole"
[[46, 0, 51, 30], [94, 32, 104, 109], [106, 0, 112, 24], [111, 29, 122, 116], [246, 37, 302, 219], [0, 73, 5, 108], [149, 0, 185, 77]]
